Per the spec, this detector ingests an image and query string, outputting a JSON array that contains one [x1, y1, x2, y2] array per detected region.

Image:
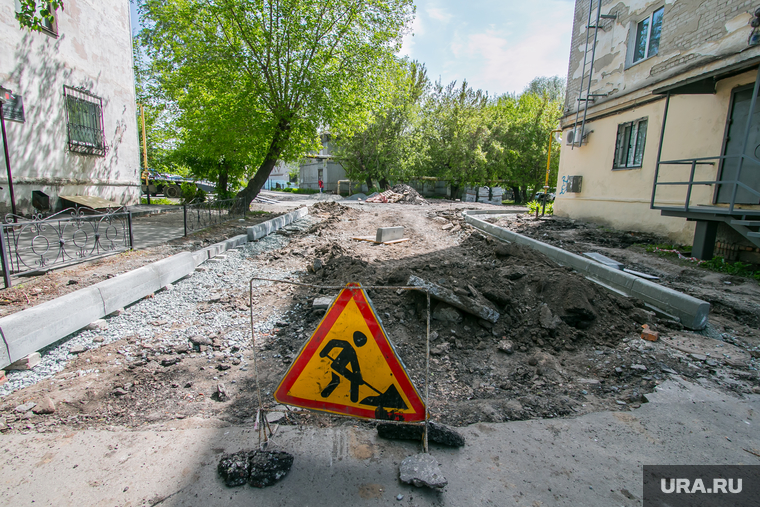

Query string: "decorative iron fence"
[[0, 207, 133, 288], [183, 197, 248, 236]]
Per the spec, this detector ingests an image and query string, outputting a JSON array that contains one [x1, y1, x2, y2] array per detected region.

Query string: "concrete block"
[[0, 287, 105, 369], [7, 352, 41, 370], [376, 227, 404, 243], [153, 252, 198, 288], [96, 265, 162, 316], [247, 207, 308, 241], [631, 278, 710, 330]]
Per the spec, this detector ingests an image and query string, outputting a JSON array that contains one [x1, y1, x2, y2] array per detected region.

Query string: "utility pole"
[[140, 104, 150, 205]]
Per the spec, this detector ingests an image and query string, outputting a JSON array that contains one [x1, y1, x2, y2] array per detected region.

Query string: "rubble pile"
[[363, 184, 428, 205]]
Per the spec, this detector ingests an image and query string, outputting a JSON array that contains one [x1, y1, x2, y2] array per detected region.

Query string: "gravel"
[[0, 216, 319, 397]]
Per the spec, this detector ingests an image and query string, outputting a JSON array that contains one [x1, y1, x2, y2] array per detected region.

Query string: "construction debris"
[[7, 352, 41, 371], [407, 275, 500, 323], [399, 453, 448, 489], [364, 184, 428, 205], [377, 421, 465, 447]]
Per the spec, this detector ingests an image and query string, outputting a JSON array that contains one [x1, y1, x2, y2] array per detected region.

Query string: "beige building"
[[556, 0, 760, 262], [0, 0, 140, 215]]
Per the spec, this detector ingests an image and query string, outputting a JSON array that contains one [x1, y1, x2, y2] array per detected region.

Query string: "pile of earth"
[[264, 228, 686, 425]]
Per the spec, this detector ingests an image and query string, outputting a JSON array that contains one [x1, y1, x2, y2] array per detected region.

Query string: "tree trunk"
[[379, 177, 390, 190], [365, 177, 373, 191], [218, 163, 229, 197], [234, 121, 289, 211], [510, 186, 521, 204], [520, 185, 528, 203]]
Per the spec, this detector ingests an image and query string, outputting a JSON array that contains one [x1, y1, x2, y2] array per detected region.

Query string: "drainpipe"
[[0, 90, 17, 220]]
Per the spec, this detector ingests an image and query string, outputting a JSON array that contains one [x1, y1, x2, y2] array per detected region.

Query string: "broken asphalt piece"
[[218, 450, 254, 487], [249, 450, 294, 488], [213, 383, 230, 402], [497, 339, 514, 354], [408, 275, 499, 323], [377, 421, 465, 447], [399, 453, 448, 489], [189, 335, 212, 347], [432, 304, 462, 323]]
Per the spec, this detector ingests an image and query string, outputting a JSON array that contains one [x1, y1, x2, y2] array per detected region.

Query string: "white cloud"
[[426, 6, 453, 23], [400, 15, 424, 57]]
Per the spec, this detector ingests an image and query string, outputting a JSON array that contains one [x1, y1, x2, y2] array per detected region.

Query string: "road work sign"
[[274, 283, 425, 422]]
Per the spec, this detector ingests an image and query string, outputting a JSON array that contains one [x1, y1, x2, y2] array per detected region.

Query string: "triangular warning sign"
[[274, 283, 425, 422]]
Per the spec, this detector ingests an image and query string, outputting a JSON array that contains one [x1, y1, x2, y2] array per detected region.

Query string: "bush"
[[181, 182, 206, 203], [526, 200, 553, 215]]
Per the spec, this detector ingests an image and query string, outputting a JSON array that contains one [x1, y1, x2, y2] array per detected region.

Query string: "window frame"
[[63, 85, 107, 157], [627, 6, 664, 67], [613, 117, 648, 170], [14, 1, 59, 37]]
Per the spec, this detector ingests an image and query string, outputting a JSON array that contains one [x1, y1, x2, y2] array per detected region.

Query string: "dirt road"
[[0, 195, 758, 505]]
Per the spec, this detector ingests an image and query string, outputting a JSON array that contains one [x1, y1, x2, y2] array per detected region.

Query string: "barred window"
[[63, 86, 106, 156], [613, 118, 648, 169]]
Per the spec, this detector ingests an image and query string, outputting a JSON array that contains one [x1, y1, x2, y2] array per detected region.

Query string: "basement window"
[[613, 118, 647, 169], [632, 7, 663, 63], [63, 85, 107, 157]]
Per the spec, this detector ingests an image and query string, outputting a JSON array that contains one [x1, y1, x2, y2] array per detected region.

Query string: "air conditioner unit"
[[565, 127, 590, 146]]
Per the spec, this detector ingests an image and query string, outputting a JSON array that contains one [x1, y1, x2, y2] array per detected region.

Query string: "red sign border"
[[273, 283, 426, 422]]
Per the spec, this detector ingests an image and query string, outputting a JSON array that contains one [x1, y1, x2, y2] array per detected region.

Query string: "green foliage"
[[180, 182, 206, 203], [700, 256, 760, 281], [526, 200, 553, 215], [140, 197, 177, 205], [274, 187, 318, 194], [15, 0, 63, 32], [138, 0, 414, 203]]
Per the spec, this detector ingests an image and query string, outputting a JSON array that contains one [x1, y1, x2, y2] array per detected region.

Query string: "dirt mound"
[[390, 184, 428, 205]]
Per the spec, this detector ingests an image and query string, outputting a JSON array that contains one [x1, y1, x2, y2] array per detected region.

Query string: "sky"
[[130, 0, 576, 97]]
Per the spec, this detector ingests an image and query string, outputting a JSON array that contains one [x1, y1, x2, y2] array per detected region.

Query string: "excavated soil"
[[1, 202, 758, 434]]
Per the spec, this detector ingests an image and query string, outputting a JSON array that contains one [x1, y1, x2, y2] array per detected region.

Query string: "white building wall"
[[0, 0, 140, 214]]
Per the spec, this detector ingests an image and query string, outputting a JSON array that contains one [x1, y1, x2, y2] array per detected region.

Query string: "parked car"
[[534, 192, 556, 202]]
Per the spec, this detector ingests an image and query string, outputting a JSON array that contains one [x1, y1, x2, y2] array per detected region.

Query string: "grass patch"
[[141, 197, 177, 205], [272, 187, 319, 194], [526, 200, 553, 215], [638, 243, 760, 281]]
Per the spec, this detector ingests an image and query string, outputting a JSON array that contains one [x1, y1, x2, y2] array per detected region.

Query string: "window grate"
[[613, 118, 648, 169], [63, 85, 107, 157]]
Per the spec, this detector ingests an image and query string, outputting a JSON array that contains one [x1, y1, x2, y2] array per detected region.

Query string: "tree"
[[139, 0, 414, 206], [523, 76, 566, 103], [417, 80, 490, 198], [333, 60, 428, 190], [15, 0, 63, 32]]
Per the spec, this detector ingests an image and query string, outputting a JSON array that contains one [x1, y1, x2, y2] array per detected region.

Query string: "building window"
[[14, 1, 58, 36], [613, 118, 648, 169], [63, 86, 107, 157], [632, 7, 663, 63]]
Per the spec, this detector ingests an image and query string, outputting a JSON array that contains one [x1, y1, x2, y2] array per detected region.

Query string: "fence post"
[[0, 224, 11, 288], [183, 203, 188, 236], [127, 212, 134, 250]]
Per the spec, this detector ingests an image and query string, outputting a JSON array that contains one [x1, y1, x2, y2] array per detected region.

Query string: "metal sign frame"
[[249, 277, 432, 452]]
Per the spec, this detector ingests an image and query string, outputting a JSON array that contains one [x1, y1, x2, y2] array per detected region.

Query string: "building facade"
[[299, 133, 346, 192], [556, 0, 760, 262], [0, 0, 140, 215]]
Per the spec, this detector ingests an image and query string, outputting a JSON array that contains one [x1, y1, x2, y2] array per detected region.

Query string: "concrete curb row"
[[462, 210, 710, 330], [0, 207, 309, 369]]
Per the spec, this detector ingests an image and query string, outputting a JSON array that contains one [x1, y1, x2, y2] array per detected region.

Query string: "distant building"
[[556, 0, 760, 262], [0, 0, 140, 215], [299, 133, 346, 192], [264, 161, 292, 190]]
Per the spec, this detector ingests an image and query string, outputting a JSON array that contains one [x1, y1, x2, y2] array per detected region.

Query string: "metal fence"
[[183, 197, 247, 236], [0, 207, 133, 288]]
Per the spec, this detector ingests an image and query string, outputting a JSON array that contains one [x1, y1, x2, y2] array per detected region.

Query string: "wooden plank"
[[352, 236, 409, 245]]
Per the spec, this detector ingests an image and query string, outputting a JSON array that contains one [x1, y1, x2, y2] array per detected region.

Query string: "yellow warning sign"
[[274, 283, 425, 422]]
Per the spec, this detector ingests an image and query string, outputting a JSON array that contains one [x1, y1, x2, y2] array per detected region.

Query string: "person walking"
[[318, 178, 324, 193]]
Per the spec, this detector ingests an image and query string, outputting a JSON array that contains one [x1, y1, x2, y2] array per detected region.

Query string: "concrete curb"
[[0, 207, 310, 369], [247, 207, 308, 241], [462, 210, 710, 330]]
